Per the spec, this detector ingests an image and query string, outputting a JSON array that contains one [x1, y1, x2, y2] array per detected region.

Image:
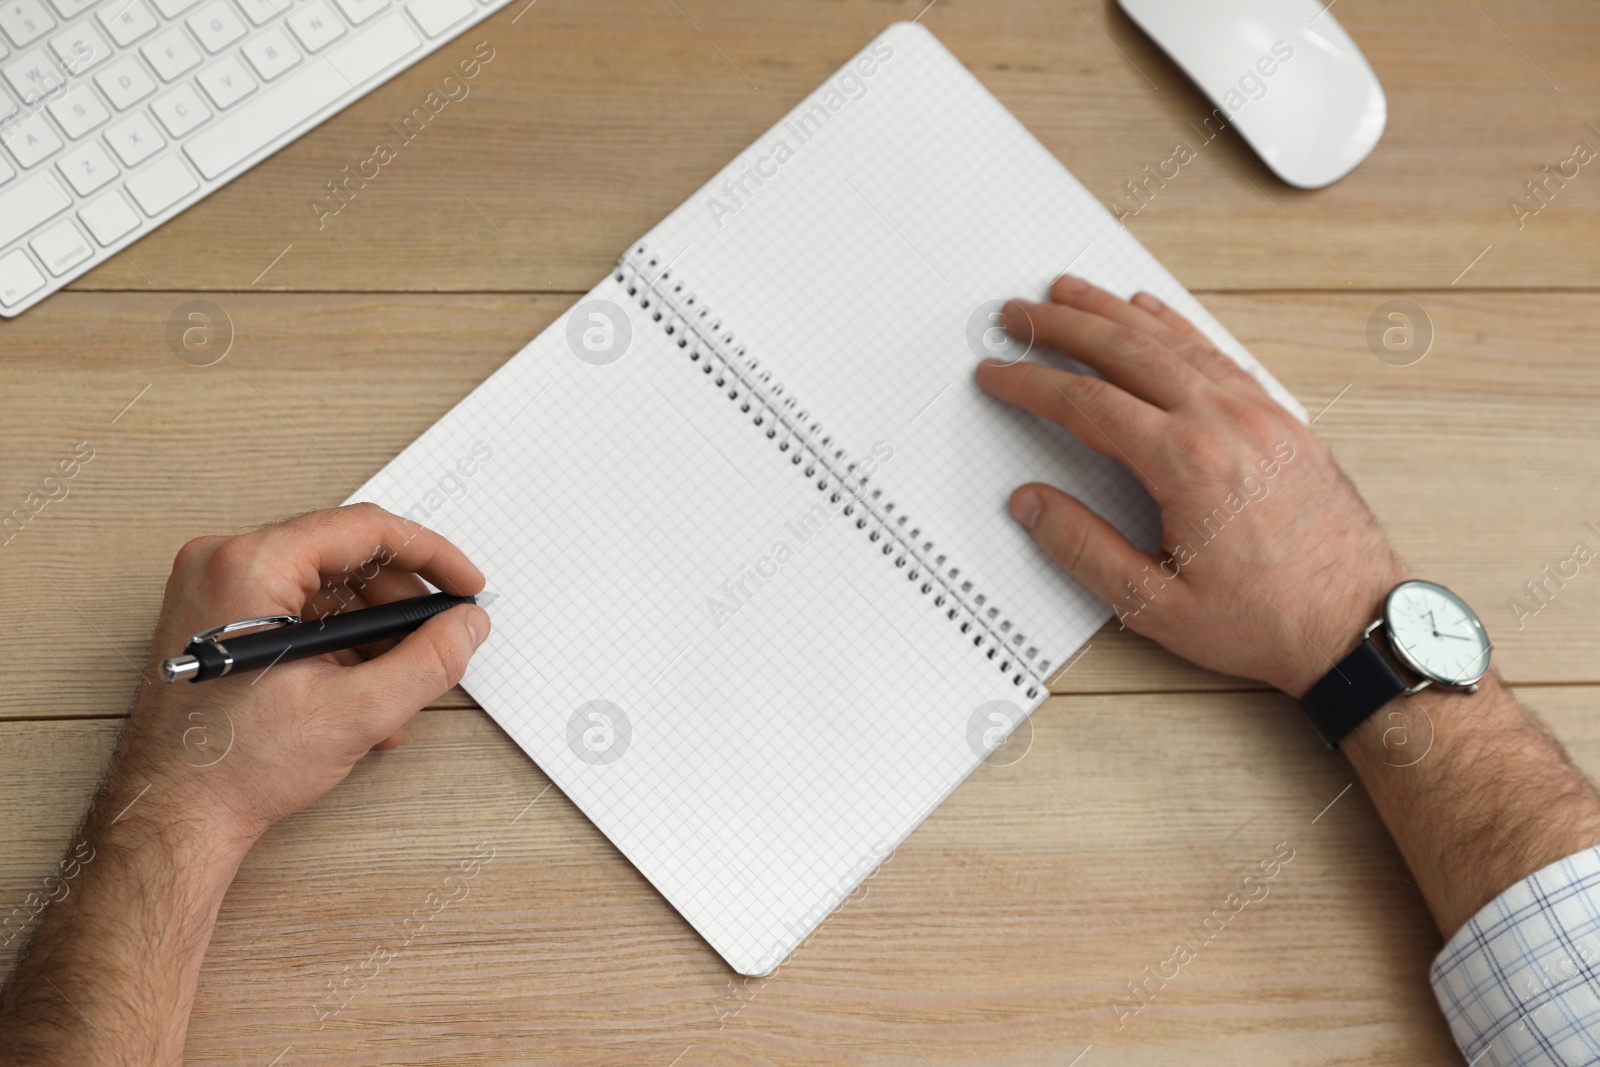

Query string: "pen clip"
[[188, 615, 302, 647]]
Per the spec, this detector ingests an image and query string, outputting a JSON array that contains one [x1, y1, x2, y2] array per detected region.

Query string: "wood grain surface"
[[47, 0, 1600, 294], [9, 686, 1599, 1064], [2, 0, 1598, 1063]]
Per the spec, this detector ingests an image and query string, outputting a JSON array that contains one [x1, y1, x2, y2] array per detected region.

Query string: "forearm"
[[1340, 673, 1600, 938], [0, 759, 252, 1066]]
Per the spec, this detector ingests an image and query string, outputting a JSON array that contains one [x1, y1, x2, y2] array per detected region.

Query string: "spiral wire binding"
[[616, 244, 1046, 699]]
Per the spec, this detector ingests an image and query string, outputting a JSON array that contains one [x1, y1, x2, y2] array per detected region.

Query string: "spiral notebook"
[[349, 22, 1301, 976]]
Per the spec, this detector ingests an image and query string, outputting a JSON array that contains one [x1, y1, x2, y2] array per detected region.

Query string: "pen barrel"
[[185, 593, 476, 681]]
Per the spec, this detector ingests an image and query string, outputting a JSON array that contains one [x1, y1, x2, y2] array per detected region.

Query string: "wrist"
[[116, 689, 282, 855], [97, 752, 262, 878], [1275, 557, 1411, 698], [1338, 671, 1512, 767]]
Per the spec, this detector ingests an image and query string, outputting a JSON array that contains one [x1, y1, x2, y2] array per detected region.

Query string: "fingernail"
[[1009, 489, 1042, 530], [1132, 291, 1163, 311], [1055, 274, 1087, 291], [466, 609, 489, 647]]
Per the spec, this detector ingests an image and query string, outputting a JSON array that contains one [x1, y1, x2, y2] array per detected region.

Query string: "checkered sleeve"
[[1431, 845, 1600, 1066]]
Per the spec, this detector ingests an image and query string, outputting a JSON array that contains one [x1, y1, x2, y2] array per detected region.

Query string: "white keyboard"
[[0, 0, 512, 316]]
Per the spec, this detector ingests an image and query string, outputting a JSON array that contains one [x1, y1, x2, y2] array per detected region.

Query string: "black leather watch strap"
[[1300, 635, 1410, 748]]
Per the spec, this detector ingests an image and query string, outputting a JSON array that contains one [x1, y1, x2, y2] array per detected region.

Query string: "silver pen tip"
[[474, 591, 499, 607]]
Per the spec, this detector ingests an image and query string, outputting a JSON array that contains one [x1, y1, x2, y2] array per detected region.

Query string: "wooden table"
[[4, 1, 1599, 1062]]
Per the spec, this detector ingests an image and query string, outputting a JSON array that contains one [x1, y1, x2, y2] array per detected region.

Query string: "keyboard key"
[[94, 55, 156, 109], [185, 12, 417, 179], [0, 170, 69, 245], [0, 155, 14, 183], [28, 216, 90, 274], [150, 82, 209, 136], [3, 46, 64, 102], [186, 1, 244, 53], [56, 137, 116, 193], [103, 109, 162, 165], [123, 153, 195, 213], [3, 109, 61, 165], [233, 0, 290, 25], [0, 248, 46, 308], [140, 27, 201, 80], [78, 189, 140, 243], [196, 54, 253, 107], [332, 0, 386, 25], [46, 0, 95, 17], [150, 0, 201, 17], [241, 25, 297, 80], [405, 0, 469, 37], [46, 83, 107, 138], [0, 0, 55, 49], [98, 0, 158, 47], [286, 0, 344, 52], [49, 21, 109, 72]]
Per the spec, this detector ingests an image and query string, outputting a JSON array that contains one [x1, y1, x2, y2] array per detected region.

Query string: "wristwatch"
[[1300, 580, 1492, 748]]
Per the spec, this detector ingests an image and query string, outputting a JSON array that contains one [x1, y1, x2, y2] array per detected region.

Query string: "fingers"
[[172, 504, 483, 625], [308, 550, 430, 614], [1038, 276, 1267, 402], [1007, 483, 1176, 621], [1121, 288, 1268, 399], [258, 503, 485, 603], [1129, 290, 1199, 336], [976, 359, 1164, 478], [1050, 274, 1182, 344], [309, 567, 433, 661], [351, 567, 432, 607], [1002, 298, 1200, 410], [332, 603, 490, 744]]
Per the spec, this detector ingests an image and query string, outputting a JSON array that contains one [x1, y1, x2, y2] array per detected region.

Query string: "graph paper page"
[[351, 266, 1036, 976], [638, 21, 1303, 679]]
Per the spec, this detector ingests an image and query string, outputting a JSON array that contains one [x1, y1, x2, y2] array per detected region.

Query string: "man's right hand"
[[119, 502, 492, 854], [0, 503, 493, 1067]]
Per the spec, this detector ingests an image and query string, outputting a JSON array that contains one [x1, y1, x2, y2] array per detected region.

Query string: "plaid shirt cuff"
[[1431, 845, 1600, 1066]]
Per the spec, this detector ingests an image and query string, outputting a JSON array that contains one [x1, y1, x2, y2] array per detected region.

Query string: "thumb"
[[1008, 483, 1171, 626], [334, 604, 490, 740]]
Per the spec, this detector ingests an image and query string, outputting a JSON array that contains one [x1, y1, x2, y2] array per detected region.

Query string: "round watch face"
[[1383, 580, 1492, 686]]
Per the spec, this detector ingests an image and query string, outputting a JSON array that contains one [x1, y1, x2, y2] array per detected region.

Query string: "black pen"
[[160, 591, 496, 683]]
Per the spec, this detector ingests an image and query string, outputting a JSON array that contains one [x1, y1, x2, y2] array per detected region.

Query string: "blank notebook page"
[[349, 21, 1300, 977]]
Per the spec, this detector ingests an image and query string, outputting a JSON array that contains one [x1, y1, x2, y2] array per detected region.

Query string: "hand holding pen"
[[162, 590, 498, 682], [122, 504, 493, 845]]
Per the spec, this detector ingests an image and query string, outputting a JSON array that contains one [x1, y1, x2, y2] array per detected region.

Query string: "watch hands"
[[1427, 610, 1477, 642]]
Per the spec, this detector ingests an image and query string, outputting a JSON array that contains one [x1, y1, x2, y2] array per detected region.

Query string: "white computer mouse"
[[1117, 0, 1387, 188]]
